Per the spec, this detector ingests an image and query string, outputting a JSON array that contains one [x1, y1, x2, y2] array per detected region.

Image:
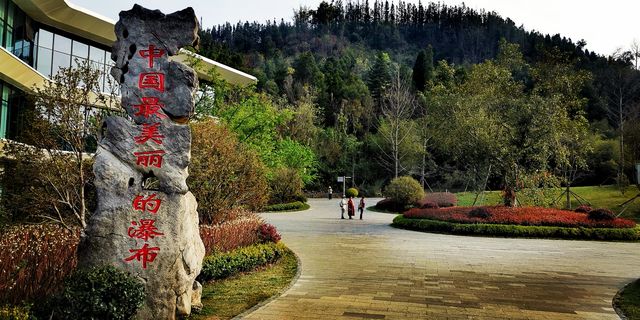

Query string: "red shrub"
[[574, 205, 592, 213], [199, 213, 263, 256], [468, 207, 491, 219], [415, 200, 439, 209], [420, 192, 457, 207], [258, 223, 281, 243], [588, 208, 615, 221], [403, 206, 636, 229], [0, 224, 80, 304]]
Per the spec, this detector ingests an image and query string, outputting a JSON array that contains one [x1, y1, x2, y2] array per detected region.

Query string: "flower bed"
[[403, 206, 636, 229]]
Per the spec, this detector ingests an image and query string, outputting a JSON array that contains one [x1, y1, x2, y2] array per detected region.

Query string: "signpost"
[[337, 176, 351, 197]]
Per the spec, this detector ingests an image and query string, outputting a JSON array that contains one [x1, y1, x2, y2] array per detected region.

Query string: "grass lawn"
[[615, 279, 640, 320], [455, 185, 640, 221], [189, 248, 298, 320]]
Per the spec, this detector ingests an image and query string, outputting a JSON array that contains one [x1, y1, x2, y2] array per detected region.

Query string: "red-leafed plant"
[[258, 223, 281, 243], [415, 200, 439, 209], [199, 211, 263, 255], [420, 192, 457, 207], [587, 208, 615, 221], [574, 205, 593, 213]]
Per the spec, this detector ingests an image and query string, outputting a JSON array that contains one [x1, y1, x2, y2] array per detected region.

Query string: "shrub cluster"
[[198, 242, 287, 282], [374, 198, 405, 212], [403, 206, 636, 229], [269, 168, 305, 205], [392, 215, 640, 241], [199, 215, 263, 256], [384, 176, 425, 207], [264, 201, 308, 212], [0, 305, 30, 320], [0, 224, 79, 304], [345, 188, 359, 198], [415, 200, 439, 209], [258, 223, 282, 243], [33, 266, 145, 320], [588, 208, 616, 221], [574, 205, 593, 213], [468, 207, 491, 219], [419, 192, 457, 207]]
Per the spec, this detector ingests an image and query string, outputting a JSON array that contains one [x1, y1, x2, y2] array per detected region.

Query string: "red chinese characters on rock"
[[134, 123, 165, 145], [138, 44, 165, 68], [128, 219, 165, 241], [132, 194, 162, 214], [139, 72, 165, 92], [134, 150, 165, 168], [124, 243, 160, 269], [133, 97, 167, 119]]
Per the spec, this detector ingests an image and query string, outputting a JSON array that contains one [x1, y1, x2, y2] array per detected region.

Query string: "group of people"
[[339, 196, 365, 220]]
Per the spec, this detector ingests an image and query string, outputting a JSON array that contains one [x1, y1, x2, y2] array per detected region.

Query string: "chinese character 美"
[[128, 219, 164, 241], [139, 72, 165, 92], [132, 194, 162, 214], [134, 123, 165, 145], [133, 97, 167, 119], [138, 44, 165, 68], [134, 150, 165, 168], [124, 243, 160, 269]]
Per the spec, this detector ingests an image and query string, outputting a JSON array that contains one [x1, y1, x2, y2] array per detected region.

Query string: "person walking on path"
[[339, 196, 347, 219], [347, 196, 355, 219], [328, 186, 333, 200], [358, 196, 365, 220]]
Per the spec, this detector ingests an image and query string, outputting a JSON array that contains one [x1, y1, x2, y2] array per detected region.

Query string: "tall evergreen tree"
[[368, 52, 393, 112], [412, 45, 434, 92]]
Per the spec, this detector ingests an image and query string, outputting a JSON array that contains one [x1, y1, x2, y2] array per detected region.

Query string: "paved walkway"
[[243, 198, 638, 320]]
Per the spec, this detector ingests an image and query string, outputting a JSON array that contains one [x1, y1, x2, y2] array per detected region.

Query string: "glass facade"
[[0, 79, 26, 140]]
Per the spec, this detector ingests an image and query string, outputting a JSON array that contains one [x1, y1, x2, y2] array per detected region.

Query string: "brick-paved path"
[[243, 198, 638, 319]]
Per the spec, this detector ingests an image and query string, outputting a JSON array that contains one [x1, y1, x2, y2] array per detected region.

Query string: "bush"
[[264, 201, 309, 212], [421, 192, 457, 207], [574, 205, 593, 213], [198, 242, 287, 282], [269, 168, 305, 205], [34, 266, 145, 320], [374, 198, 405, 212], [199, 214, 263, 256], [588, 208, 616, 221], [189, 121, 269, 224], [258, 223, 281, 243], [0, 305, 30, 320], [468, 207, 491, 219], [345, 188, 359, 198], [0, 224, 80, 304], [384, 176, 425, 207], [392, 216, 640, 241], [415, 200, 439, 209]]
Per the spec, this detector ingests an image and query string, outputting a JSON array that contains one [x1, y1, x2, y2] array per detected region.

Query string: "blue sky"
[[71, 0, 639, 56]]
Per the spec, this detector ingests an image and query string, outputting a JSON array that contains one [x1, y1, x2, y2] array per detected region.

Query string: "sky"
[[70, 0, 640, 56]]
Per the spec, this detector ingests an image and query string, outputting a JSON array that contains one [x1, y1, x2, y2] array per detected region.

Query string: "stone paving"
[[243, 198, 639, 320]]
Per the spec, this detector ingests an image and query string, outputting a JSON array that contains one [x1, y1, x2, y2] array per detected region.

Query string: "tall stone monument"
[[79, 5, 204, 319]]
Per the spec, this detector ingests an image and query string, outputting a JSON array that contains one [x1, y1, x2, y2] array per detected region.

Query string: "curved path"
[[244, 198, 638, 320]]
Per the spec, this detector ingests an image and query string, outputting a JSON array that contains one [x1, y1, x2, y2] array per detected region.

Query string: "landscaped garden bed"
[[614, 279, 640, 320], [393, 206, 639, 241]]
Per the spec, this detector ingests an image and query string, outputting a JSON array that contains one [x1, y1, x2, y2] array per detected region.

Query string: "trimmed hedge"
[[198, 242, 288, 282], [392, 215, 640, 241], [264, 201, 309, 212]]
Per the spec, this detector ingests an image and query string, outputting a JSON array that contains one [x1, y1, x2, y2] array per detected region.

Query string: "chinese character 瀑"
[[134, 123, 165, 145], [134, 150, 165, 168], [139, 72, 165, 92], [127, 219, 164, 241], [132, 194, 162, 214], [138, 44, 165, 68], [133, 97, 167, 119], [124, 243, 160, 269]]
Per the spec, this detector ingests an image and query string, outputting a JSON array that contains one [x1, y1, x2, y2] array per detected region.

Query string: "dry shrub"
[[199, 210, 264, 255], [0, 224, 80, 304]]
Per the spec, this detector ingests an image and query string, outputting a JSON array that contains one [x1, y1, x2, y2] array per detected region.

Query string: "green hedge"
[[198, 242, 288, 282], [392, 215, 640, 241], [264, 201, 309, 212]]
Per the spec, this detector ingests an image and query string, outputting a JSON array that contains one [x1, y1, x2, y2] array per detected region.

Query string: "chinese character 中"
[[138, 44, 165, 68], [134, 150, 165, 168], [133, 97, 167, 119], [124, 243, 160, 269], [132, 194, 162, 214], [134, 123, 165, 145], [127, 219, 164, 241], [139, 72, 165, 92]]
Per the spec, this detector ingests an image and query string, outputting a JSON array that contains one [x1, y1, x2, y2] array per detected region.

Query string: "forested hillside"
[[194, 0, 640, 196]]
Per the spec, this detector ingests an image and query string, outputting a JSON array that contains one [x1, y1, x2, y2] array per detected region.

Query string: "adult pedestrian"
[[347, 196, 355, 219], [339, 196, 347, 219], [328, 186, 333, 200], [358, 196, 365, 220]]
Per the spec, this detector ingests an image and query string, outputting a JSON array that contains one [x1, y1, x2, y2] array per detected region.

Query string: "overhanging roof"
[[11, 0, 256, 86]]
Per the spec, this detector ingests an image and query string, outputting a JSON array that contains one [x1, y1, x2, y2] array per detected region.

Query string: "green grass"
[[615, 279, 640, 320], [189, 248, 298, 320], [455, 185, 640, 221], [263, 202, 310, 212]]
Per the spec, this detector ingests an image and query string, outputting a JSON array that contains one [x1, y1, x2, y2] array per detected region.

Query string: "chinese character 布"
[[124, 243, 160, 269], [132, 194, 162, 214], [134, 150, 165, 168], [138, 44, 165, 68], [133, 97, 167, 119], [134, 123, 165, 145], [128, 219, 164, 241], [139, 72, 165, 92]]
